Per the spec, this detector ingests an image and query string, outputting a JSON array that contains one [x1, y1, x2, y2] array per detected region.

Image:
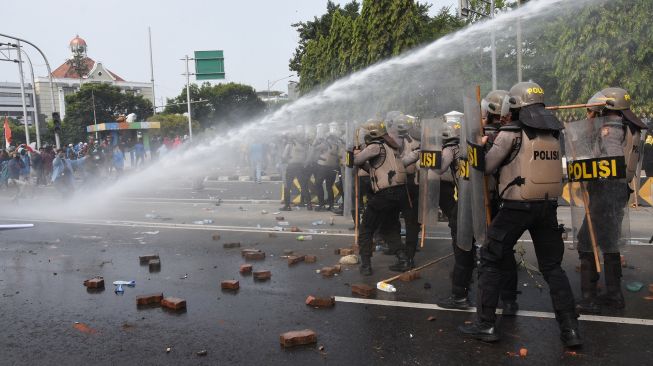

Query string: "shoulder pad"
[[498, 124, 521, 132]]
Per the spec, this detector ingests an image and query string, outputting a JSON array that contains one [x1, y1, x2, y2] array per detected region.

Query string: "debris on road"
[[141, 231, 160, 235], [223, 242, 241, 249], [161, 297, 187, 311], [149, 259, 161, 272], [137, 293, 164, 306], [221, 280, 240, 290], [304, 255, 317, 263], [312, 220, 325, 226], [253, 270, 271, 281], [275, 216, 285, 221], [197, 350, 208, 357], [192, 219, 214, 225], [283, 249, 294, 255], [240, 264, 253, 274], [626, 282, 644, 292], [427, 316, 436, 322], [261, 210, 268, 214], [320, 267, 338, 277], [73, 322, 97, 334], [280, 329, 317, 348], [423, 282, 432, 289], [83, 276, 105, 289], [305, 295, 336, 308], [296, 235, 312, 240], [288, 255, 305, 266], [290, 227, 302, 233], [244, 251, 266, 260], [139, 255, 159, 264], [339, 255, 358, 265], [399, 271, 421, 282], [212, 233, 221, 241], [351, 283, 376, 298], [519, 348, 528, 358], [335, 248, 355, 256], [376, 282, 396, 293]]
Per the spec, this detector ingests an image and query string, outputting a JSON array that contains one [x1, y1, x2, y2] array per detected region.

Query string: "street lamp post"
[[15, 41, 31, 146], [184, 54, 194, 140], [267, 74, 294, 104], [0, 33, 61, 148]]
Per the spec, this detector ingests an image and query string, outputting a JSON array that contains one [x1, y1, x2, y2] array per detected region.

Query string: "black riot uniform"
[[280, 135, 311, 211], [459, 82, 582, 347], [575, 88, 648, 314], [354, 122, 410, 276]]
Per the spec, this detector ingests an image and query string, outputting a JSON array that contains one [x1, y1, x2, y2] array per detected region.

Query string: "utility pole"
[[91, 89, 98, 140], [516, 0, 523, 82], [148, 27, 156, 115], [184, 55, 193, 140], [15, 41, 30, 146], [490, 0, 497, 90]]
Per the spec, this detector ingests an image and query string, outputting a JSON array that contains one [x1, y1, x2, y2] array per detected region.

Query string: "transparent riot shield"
[[342, 122, 355, 216], [463, 87, 489, 246], [456, 116, 474, 250], [564, 117, 630, 254], [418, 118, 442, 232]]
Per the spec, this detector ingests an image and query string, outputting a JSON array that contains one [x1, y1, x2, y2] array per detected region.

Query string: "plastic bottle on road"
[[296, 235, 313, 241], [376, 282, 396, 293]]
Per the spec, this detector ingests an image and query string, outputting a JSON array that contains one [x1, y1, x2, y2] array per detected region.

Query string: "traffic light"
[[52, 112, 61, 133]]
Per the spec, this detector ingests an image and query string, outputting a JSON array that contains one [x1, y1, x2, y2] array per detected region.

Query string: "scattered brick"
[[339, 248, 355, 256], [351, 283, 376, 298], [334, 249, 341, 255], [253, 270, 272, 281], [240, 264, 253, 274], [333, 265, 342, 273], [244, 251, 266, 260], [221, 280, 240, 290], [136, 293, 164, 306], [212, 233, 221, 241], [280, 329, 317, 348], [161, 297, 186, 311], [287, 255, 305, 266], [305, 295, 335, 308], [304, 255, 317, 263], [320, 267, 338, 277], [290, 226, 301, 232], [139, 254, 159, 264], [427, 316, 436, 321], [399, 271, 421, 282], [223, 242, 241, 249], [241, 249, 262, 257], [275, 216, 285, 221], [283, 249, 294, 255], [149, 259, 161, 272], [83, 277, 104, 289]]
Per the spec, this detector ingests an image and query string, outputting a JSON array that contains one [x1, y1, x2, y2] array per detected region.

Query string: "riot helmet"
[[508, 82, 545, 109], [442, 121, 461, 142], [588, 87, 646, 128], [364, 119, 387, 141], [482, 90, 509, 117]]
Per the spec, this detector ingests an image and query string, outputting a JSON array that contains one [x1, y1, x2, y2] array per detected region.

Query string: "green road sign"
[[194, 50, 225, 80]]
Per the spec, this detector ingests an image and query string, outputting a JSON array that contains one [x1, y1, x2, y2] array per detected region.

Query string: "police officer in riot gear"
[[354, 120, 410, 275], [459, 82, 582, 347], [575, 87, 647, 314], [314, 132, 342, 211], [280, 133, 310, 211], [397, 117, 421, 268]]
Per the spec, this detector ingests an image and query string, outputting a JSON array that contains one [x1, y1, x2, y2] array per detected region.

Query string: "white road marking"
[[0, 217, 650, 245], [334, 296, 653, 326]]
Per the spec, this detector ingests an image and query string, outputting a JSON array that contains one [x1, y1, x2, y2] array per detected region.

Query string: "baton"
[[545, 102, 606, 110], [377, 253, 453, 289]]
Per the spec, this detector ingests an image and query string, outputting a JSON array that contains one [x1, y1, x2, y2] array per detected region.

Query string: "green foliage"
[[550, 0, 653, 115], [146, 113, 200, 138], [164, 82, 265, 129], [295, 0, 464, 94], [62, 83, 153, 144]]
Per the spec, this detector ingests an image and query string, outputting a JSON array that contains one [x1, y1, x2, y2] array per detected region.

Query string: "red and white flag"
[[3, 116, 11, 148]]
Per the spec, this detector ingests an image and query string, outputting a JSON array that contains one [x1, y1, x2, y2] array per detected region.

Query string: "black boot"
[[558, 312, 583, 347], [600, 253, 625, 310], [359, 255, 372, 276], [576, 253, 601, 314], [389, 251, 410, 272], [438, 294, 472, 310], [458, 320, 499, 342], [501, 301, 519, 316]]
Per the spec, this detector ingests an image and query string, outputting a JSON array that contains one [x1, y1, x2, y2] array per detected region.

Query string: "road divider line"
[[334, 297, 653, 326]]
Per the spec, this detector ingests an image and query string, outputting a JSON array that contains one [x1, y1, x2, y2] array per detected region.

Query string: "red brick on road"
[[136, 293, 164, 306], [280, 329, 317, 348], [351, 283, 376, 298], [161, 297, 187, 310], [305, 295, 335, 308], [221, 280, 240, 290]]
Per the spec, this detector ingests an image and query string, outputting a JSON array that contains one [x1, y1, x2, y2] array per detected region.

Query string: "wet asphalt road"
[[1, 181, 653, 365]]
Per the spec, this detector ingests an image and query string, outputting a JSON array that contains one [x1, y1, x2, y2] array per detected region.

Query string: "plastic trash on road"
[[376, 282, 396, 293], [312, 220, 325, 226], [297, 235, 313, 241], [113, 280, 135, 286]]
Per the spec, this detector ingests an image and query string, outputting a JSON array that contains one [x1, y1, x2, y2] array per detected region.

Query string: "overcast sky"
[[0, 0, 456, 107]]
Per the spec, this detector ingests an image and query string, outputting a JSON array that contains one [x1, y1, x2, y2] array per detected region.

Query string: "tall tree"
[[62, 83, 153, 144], [165, 82, 265, 129]]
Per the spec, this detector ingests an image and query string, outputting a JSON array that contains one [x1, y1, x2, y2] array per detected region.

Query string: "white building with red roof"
[[35, 35, 154, 120]]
